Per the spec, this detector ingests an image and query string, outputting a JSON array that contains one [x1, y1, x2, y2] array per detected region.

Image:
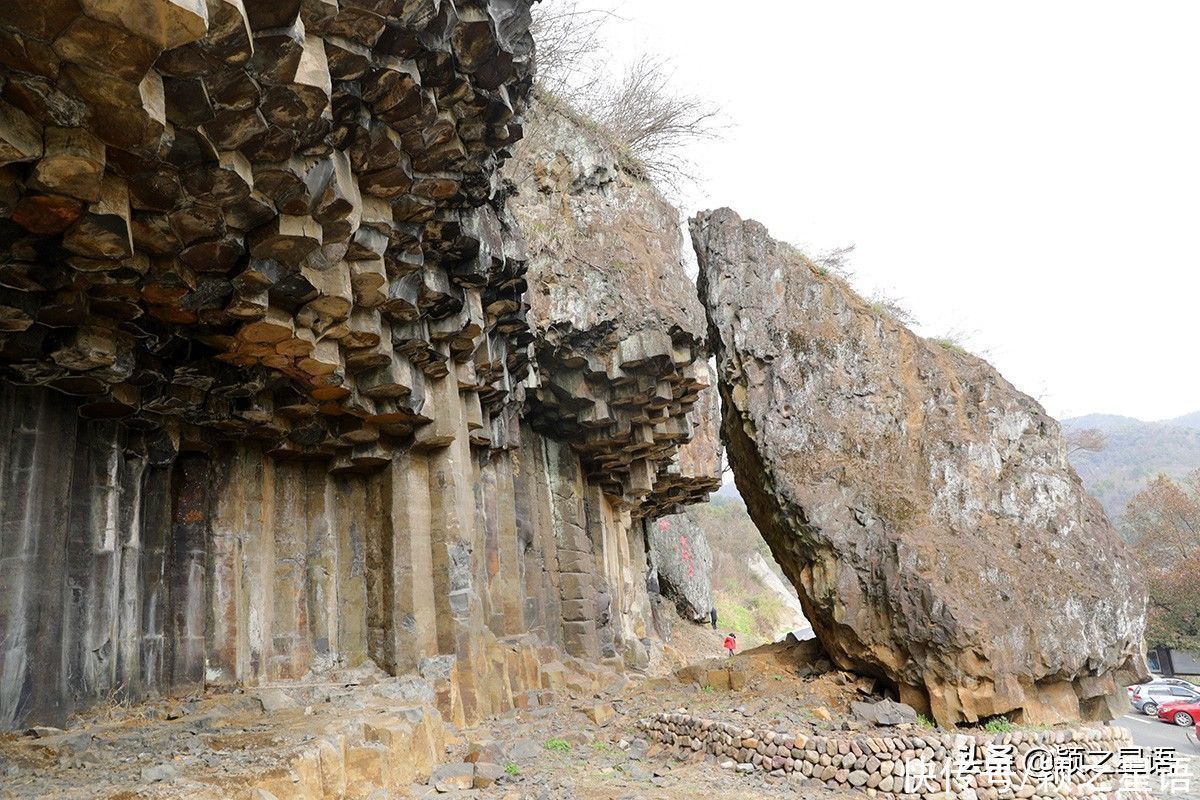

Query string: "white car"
[[1128, 676, 1194, 695], [1130, 680, 1200, 716]]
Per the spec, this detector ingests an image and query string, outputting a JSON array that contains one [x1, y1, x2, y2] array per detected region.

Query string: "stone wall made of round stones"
[[638, 712, 1134, 800]]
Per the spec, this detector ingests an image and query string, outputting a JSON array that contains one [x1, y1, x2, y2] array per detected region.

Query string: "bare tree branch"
[[868, 290, 918, 326], [810, 244, 857, 280], [581, 53, 720, 191], [528, 5, 721, 194], [530, 2, 620, 108]]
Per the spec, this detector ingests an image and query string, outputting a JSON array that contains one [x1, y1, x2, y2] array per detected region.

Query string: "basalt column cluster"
[[0, 2, 721, 731], [508, 99, 723, 657], [0, 0, 533, 450]]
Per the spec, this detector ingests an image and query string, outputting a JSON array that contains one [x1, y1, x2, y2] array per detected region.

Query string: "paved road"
[[1120, 714, 1200, 799], [1121, 712, 1200, 754]]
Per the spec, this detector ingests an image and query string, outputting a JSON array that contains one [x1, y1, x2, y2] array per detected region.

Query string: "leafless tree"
[[868, 290, 918, 326], [528, 4, 720, 193], [581, 54, 720, 188], [810, 244, 857, 280], [1065, 427, 1107, 456], [529, 2, 616, 108]]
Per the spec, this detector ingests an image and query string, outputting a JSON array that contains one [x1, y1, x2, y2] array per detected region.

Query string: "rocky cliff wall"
[[647, 513, 715, 623], [0, 382, 685, 729], [509, 98, 722, 519], [0, 3, 719, 731], [693, 208, 1147, 727]]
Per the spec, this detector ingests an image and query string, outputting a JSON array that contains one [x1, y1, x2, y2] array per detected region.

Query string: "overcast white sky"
[[569, 1, 1200, 422]]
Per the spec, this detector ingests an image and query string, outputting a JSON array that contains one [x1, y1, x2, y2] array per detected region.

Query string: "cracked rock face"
[[647, 512, 714, 622], [692, 207, 1147, 726]]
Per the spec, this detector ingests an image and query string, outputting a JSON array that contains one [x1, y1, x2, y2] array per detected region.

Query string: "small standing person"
[[723, 632, 737, 657], [709, 607, 718, 630]]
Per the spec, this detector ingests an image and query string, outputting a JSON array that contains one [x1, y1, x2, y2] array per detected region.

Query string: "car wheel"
[[1143, 702, 1158, 716], [1173, 711, 1194, 727]]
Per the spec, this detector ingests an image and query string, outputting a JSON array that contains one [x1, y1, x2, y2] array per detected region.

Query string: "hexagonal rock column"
[[691, 207, 1147, 726]]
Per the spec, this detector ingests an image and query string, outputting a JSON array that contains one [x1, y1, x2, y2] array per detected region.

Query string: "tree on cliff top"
[[529, 1, 612, 108], [1125, 472, 1200, 650], [530, 2, 720, 191], [581, 54, 719, 188]]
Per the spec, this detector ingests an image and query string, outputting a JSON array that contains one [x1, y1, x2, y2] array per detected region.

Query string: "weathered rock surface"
[[849, 698, 917, 726], [0, 0, 538, 460], [647, 512, 715, 622], [692, 207, 1147, 726]]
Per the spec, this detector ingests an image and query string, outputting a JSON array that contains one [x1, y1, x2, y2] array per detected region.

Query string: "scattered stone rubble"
[[0, 641, 626, 799]]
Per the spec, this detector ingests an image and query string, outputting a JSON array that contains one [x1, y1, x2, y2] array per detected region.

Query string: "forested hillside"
[[1063, 413, 1200, 532]]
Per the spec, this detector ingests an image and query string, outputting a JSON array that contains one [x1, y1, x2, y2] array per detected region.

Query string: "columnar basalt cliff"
[[692, 208, 1147, 726], [508, 97, 722, 649], [2, 0, 1140, 751], [0, 1, 720, 731], [509, 98, 722, 518]]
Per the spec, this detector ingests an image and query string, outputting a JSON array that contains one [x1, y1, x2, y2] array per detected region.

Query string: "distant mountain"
[[1063, 411, 1200, 532], [1062, 413, 1146, 432], [1163, 411, 1200, 429]]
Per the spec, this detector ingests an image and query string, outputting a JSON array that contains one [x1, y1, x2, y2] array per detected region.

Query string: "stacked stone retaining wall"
[[641, 711, 1143, 800]]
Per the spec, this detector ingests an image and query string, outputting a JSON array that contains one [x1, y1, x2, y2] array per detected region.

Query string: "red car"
[[1157, 697, 1200, 727]]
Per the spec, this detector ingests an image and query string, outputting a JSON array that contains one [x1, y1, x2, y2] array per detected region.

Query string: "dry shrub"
[[529, 1, 612, 108], [580, 54, 719, 190], [530, 3, 720, 192]]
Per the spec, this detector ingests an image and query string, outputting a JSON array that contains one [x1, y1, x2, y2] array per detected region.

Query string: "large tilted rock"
[[692, 208, 1148, 726]]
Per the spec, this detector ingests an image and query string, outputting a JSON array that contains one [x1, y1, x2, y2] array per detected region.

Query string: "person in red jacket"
[[723, 633, 737, 657]]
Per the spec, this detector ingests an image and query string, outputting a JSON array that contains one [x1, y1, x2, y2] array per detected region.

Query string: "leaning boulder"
[[691, 207, 1147, 726], [647, 512, 715, 622]]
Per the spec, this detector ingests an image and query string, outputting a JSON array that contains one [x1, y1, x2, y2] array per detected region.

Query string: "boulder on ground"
[[691, 207, 1148, 726], [850, 699, 918, 726], [431, 762, 474, 792], [472, 762, 506, 788], [582, 702, 616, 726]]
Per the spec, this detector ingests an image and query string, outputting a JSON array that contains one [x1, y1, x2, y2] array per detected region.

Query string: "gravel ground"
[[2, 634, 1159, 800]]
